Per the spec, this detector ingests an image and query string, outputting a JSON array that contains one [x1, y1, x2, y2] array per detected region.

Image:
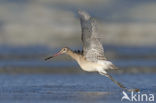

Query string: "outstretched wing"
[[78, 10, 106, 62]]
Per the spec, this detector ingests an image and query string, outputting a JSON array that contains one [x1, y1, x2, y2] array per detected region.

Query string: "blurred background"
[[0, 0, 156, 102], [0, 0, 156, 74]]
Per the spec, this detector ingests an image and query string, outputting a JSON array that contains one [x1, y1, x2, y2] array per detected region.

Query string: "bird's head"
[[59, 47, 69, 54], [44, 47, 70, 61]]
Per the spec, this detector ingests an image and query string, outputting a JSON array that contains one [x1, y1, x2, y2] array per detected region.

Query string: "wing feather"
[[78, 10, 106, 62]]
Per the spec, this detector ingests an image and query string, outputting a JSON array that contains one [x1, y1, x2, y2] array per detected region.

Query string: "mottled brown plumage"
[[79, 10, 106, 62], [44, 10, 139, 92]]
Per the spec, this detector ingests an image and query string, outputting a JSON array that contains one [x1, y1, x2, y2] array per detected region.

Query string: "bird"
[[45, 10, 139, 92]]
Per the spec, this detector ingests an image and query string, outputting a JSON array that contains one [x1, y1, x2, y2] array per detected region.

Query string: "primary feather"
[[78, 10, 106, 62]]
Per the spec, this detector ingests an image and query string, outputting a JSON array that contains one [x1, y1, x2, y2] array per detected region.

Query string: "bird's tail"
[[110, 64, 120, 70]]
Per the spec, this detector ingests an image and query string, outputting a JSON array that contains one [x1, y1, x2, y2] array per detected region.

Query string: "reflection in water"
[[79, 91, 111, 102], [0, 74, 155, 103]]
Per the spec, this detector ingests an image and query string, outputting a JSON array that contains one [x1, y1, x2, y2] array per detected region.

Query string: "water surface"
[[0, 74, 155, 103]]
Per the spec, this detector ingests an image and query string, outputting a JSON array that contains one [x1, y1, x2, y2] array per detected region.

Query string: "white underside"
[[78, 60, 113, 73]]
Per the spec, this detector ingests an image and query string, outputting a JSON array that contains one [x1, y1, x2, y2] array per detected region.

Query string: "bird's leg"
[[99, 72, 127, 90], [99, 72, 139, 92]]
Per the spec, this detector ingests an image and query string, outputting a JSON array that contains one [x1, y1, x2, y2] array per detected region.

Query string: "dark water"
[[0, 45, 156, 73], [0, 74, 155, 103], [0, 46, 156, 102]]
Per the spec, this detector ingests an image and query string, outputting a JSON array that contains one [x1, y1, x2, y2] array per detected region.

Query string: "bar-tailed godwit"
[[45, 10, 139, 92]]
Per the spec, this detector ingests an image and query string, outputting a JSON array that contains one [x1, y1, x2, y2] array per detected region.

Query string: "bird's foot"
[[126, 88, 140, 92]]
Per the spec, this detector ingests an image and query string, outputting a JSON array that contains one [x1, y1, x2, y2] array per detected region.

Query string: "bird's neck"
[[66, 49, 81, 61]]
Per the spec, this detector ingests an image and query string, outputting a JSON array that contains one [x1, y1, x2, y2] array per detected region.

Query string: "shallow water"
[[0, 46, 156, 102], [0, 74, 155, 103], [0, 45, 156, 73]]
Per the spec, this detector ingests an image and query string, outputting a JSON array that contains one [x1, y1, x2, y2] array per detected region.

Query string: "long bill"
[[44, 51, 62, 61]]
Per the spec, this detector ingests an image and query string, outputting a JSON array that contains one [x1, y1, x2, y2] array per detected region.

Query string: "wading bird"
[[45, 10, 139, 92]]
